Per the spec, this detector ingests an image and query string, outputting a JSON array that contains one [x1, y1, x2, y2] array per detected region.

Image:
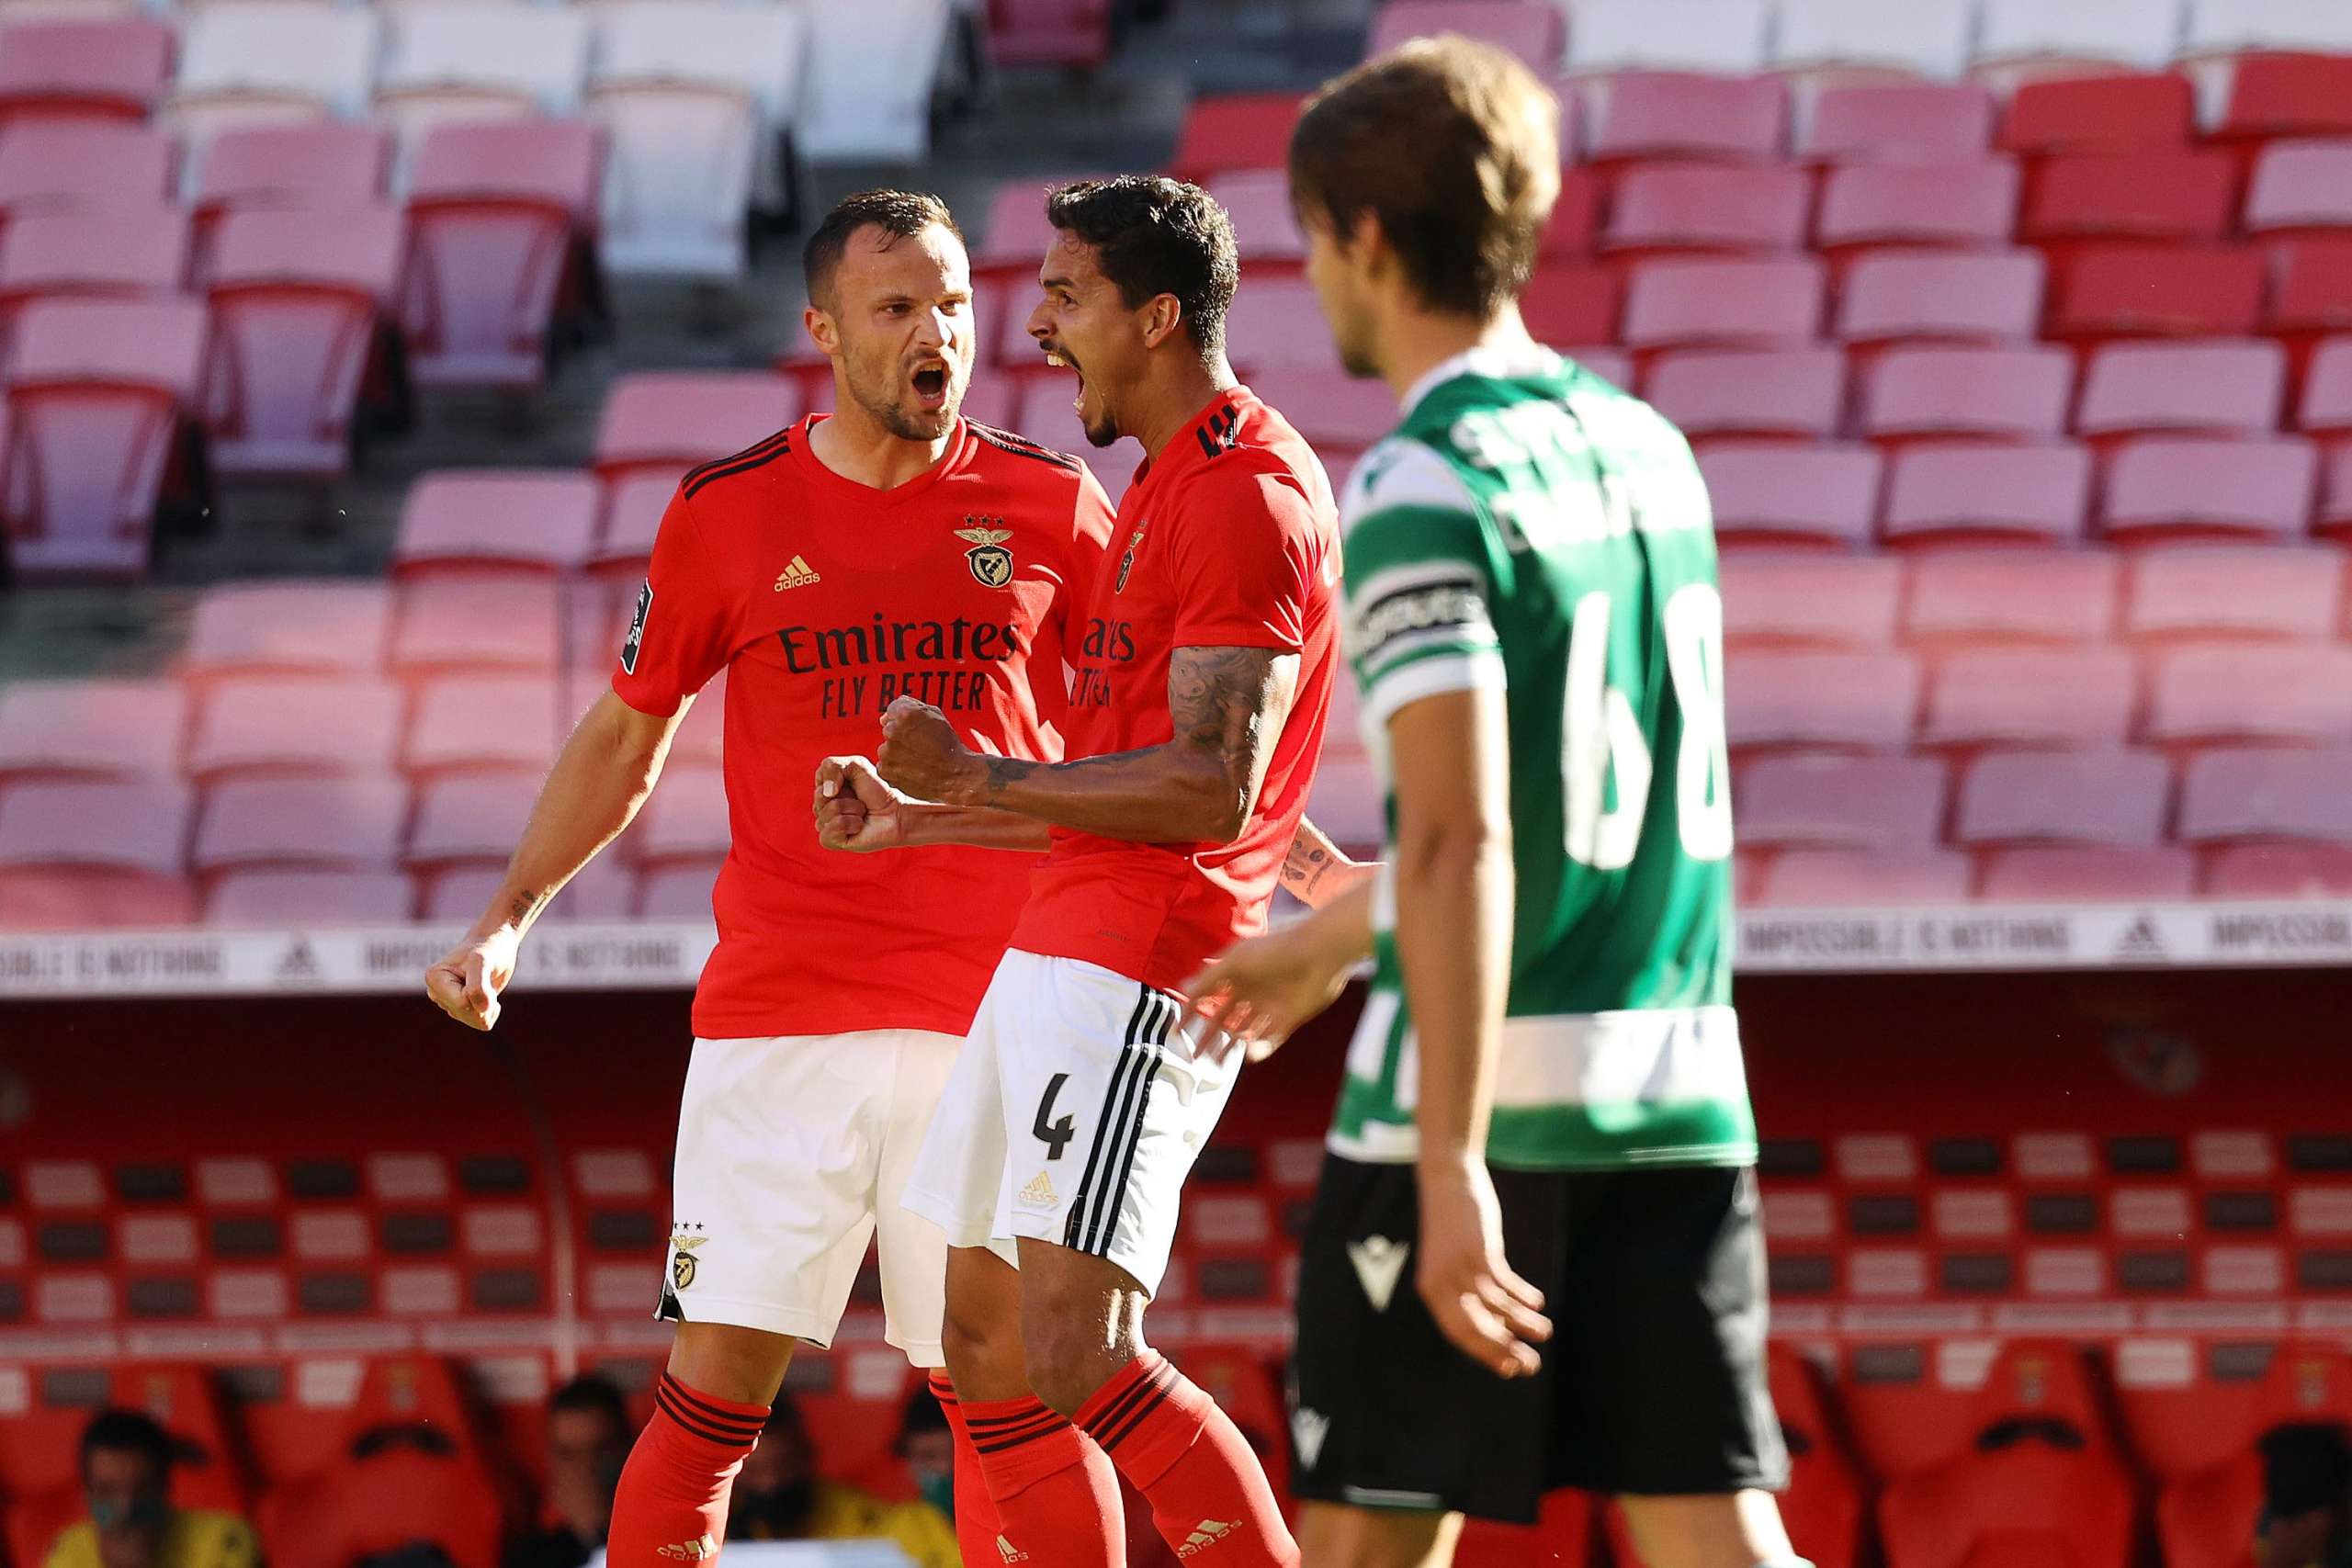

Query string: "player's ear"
[[804, 304, 841, 359], [1139, 292, 1184, 351]]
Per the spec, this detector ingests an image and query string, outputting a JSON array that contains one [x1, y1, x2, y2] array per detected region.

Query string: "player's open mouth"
[[1045, 345, 1083, 411], [910, 362, 948, 408]]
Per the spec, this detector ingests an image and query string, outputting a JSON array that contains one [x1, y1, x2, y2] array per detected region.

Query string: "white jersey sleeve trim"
[[1362, 647, 1507, 730]]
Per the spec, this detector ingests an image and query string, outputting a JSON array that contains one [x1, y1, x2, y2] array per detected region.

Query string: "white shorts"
[[902, 949, 1239, 1295], [661, 1030, 957, 1366]]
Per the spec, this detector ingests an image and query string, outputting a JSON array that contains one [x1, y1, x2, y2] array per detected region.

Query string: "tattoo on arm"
[[506, 888, 548, 927], [1283, 833, 1335, 902], [1169, 644, 1293, 809]]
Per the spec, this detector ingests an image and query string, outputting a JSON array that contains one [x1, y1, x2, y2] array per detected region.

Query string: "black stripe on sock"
[[966, 1403, 1062, 1432], [1078, 1370, 1162, 1445], [654, 1387, 762, 1449], [971, 1416, 1069, 1454], [657, 1375, 767, 1438], [1093, 1381, 1173, 1452]]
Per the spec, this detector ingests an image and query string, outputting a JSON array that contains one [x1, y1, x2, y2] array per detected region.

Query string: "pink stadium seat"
[[2, 297, 208, 579], [987, 0, 1113, 68], [1209, 169, 1306, 265], [1801, 82, 1994, 163], [1013, 378, 1130, 502], [2323, 444, 2352, 537], [634, 763, 729, 863], [1860, 345, 2074, 445], [0, 679, 185, 779], [2270, 241, 2352, 360], [2180, 746, 2352, 845], [2245, 140, 2352, 242], [639, 858, 720, 918], [1922, 647, 2138, 749], [2125, 545, 2342, 643], [2100, 436, 2318, 541], [0, 17, 172, 129], [1719, 552, 1900, 647], [1169, 93, 1305, 184], [1366, 2, 1560, 74], [193, 775, 408, 872], [402, 118, 600, 391], [1905, 548, 2118, 648], [591, 469, 673, 574], [1519, 263, 1624, 350], [1756, 848, 1973, 907], [2214, 52, 2352, 144], [1814, 159, 2020, 259], [207, 867, 414, 924], [1238, 368, 1396, 458], [2020, 150, 2238, 249], [2001, 73, 2193, 158], [971, 179, 1073, 283], [182, 581, 393, 677], [1304, 750, 1383, 851], [1724, 649, 1919, 751], [593, 372, 799, 483], [404, 674, 564, 776], [2048, 245, 2267, 341], [1565, 344, 1632, 389], [390, 577, 562, 676], [393, 470, 599, 575], [1835, 250, 2044, 347], [1881, 442, 2092, 546], [1602, 164, 1810, 257], [1978, 844, 2199, 901], [0, 122, 173, 217], [1582, 71, 1787, 164], [2300, 334, 2352, 434], [1219, 276, 1340, 372], [195, 122, 392, 219], [188, 678, 404, 778], [1736, 752, 1948, 848], [1623, 256, 1823, 352], [407, 772, 539, 865], [424, 855, 632, 922], [0, 776, 189, 875], [2076, 339, 2287, 440], [203, 206, 405, 483], [2204, 842, 2352, 896], [2147, 646, 2352, 748], [1642, 346, 1844, 442], [1540, 166, 1600, 257], [0, 865, 195, 928], [1955, 748, 2171, 846], [0, 209, 190, 342], [1695, 443, 1883, 547]]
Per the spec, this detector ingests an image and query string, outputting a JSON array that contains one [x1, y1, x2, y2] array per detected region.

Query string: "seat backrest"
[[1170, 92, 1303, 182], [2185, 0, 2352, 57], [1563, 0, 1770, 73], [798, 0, 952, 162], [0, 17, 173, 107], [175, 5, 379, 117], [593, 372, 799, 474], [1956, 749, 2172, 847], [592, 0, 807, 126], [1368, 1, 1561, 73], [409, 117, 600, 213], [2248, 139, 2352, 233], [197, 121, 390, 214], [1977, 0, 2186, 69], [2179, 745, 2352, 842], [11, 296, 208, 402], [1773, 0, 1973, 76], [0, 208, 190, 298], [382, 2, 591, 113], [0, 776, 190, 872], [209, 205, 405, 302], [1801, 81, 1994, 162], [0, 120, 173, 212]]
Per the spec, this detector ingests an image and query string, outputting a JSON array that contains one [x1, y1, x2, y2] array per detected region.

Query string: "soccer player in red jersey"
[[423, 189, 1116, 1562], [816, 175, 1344, 1568]]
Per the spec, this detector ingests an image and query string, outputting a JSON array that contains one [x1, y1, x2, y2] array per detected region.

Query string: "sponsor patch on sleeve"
[[621, 581, 652, 674]]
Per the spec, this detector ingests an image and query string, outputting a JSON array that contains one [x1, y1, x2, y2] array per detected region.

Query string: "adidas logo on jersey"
[[1017, 1170, 1058, 1208], [1177, 1519, 1237, 1557], [996, 1534, 1030, 1562], [656, 1534, 718, 1561], [774, 555, 821, 591], [1347, 1235, 1410, 1312]]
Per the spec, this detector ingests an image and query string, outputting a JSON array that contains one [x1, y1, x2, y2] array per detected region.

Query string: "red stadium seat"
[[2204, 842, 2352, 896], [2147, 647, 2352, 748], [1978, 844, 2199, 901], [2000, 73, 2194, 158], [1643, 347, 1844, 442], [971, 178, 1076, 285], [1955, 748, 2172, 846], [1769, 1345, 1867, 1568], [1836, 250, 2044, 347], [2125, 545, 2342, 644], [1815, 159, 2021, 260], [1520, 263, 1625, 350], [1719, 552, 1900, 647], [1564, 344, 1633, 389], [189, 678, 405, 779], [203, 206, 405, 483], [2047, 245, 2267, 341], [208, 867, 415, 924], [0, 678, 186, 780], [633, 763, 729, 864], [1453, 1489, 1594, 1568], [1799, 82, 1994, 164], [1582, 70, 1787, 164], [1238, 368, 1396, 459], [1861, 345, 2074, 446], [2076, 339, 2286, 441], [987, 0, 1113, 68], [2324, 444, 2352, 537], [2245, 139, 2352, 243], [2019, 150, 2238, 250], [1169, 93, 1304, 184], [390, 578, 562, 676], [593, 371, 800, 483], [194, 775, 407, 872], [1013, 378, 1131, 502], [182, 581, 393, 677], [1366, 1, 1561, 74], [0, 17, 172, 129], [2267, 241, 2352, 365], [1623, 256, 1823, 352], [0, 209, 190, 338], [0, 121, 173, 217], [393, 470, 600, 576], [1922, 647, 2137, 750], [1724, 649, 1919, 752], [1736, 752, 1948, 848], [1757, 847, 1973, 906], [591, 469, 673, 575], [2100, 436, 2318, 542], [0, 776, 188, 876], [0, 865, 196, 928], [1540, 167, 1601, 257], [194, 121, 392, 219], [405, 674, 564, 776], [2155, 1346, 2352, 1568], [1209, 169, 1306, 266], [401, 118, 599, 392], [1, 1363, 254, 1560], [1695, 442, 1883, 548], [1603, 163, 1810, 258], [2180, 746, 2352, 845], [1881, 442, 2092, 547], [2, 297, 208, 580], [2214, 53, 2352, 144], [1905, 548, 2118, 649]]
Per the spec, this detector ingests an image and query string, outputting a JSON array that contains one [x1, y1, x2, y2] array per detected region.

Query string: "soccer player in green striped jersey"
[[1183, 36, 1798, 1568]]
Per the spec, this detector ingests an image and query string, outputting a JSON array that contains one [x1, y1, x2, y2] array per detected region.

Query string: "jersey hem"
[[1322, 1131, 1760, 1172], [688, 1002, 986, 1041]]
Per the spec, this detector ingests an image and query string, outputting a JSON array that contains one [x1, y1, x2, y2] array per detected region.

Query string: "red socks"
[[605, 1371, 767, 1563], [967, 1390, 1125, 1566], [1077, 1351, 1298, 1567], [928, 1371, 1007, 1566]]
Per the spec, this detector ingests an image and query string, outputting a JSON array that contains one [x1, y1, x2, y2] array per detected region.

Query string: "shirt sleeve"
[[610, 485, 736, 718], [1168, 467, 1319, 651], [1340, 437, 1506, 730]]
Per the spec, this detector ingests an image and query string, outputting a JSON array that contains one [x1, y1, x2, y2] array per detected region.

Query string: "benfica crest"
[[956, 517, 1014, 588], [1115, 527, 1145, 592]]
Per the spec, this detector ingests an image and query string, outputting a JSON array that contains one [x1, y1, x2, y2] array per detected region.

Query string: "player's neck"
[[1378, 303, 1539, 407], [808, 402, 954, 491], [1131, 354, 1240, 463]]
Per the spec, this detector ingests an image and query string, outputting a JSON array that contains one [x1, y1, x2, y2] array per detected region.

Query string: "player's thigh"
[[1297, 1502, 1462, 1568], [1616, 1492, 1795, 1568], [874, 1029, 968, 1367], [902, 976, 1016, 1250]]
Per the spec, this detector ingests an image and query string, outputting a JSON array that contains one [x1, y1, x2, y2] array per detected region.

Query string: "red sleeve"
[[611, 486, 736, 717], [1168, 468, 1317, 651]]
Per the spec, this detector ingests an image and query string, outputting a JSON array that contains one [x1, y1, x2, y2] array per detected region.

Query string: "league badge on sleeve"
[[621, 580, 652, 674], [956, 517, 1014, 588]]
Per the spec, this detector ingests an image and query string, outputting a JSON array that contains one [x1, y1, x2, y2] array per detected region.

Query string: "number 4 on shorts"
[[1033, 1072, 1076, 1160]]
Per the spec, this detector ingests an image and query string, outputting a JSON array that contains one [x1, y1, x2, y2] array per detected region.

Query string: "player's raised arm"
[[812, 753, 1052, 852]]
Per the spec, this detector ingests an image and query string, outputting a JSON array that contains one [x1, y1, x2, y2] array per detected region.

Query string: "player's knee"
[[1018, 1318, 1107, 1417], [664, 1319, 794, 1406]]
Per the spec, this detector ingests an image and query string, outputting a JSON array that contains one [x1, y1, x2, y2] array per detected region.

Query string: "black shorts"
[[1288, 1156, 1788, 1523]]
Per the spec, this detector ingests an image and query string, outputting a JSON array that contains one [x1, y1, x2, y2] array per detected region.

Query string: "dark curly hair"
[[803, 188, 963, 310], [1046, 175, 1238, 359]]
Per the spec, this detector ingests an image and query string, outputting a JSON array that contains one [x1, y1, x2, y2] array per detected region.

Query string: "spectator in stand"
[[504, 1375, 639, 1568], [883, 1385, 962, 1568], [2259, 1425, 2352, 1568], [42, 1410, 258, 1568], [725, 1392, 954, 1563]]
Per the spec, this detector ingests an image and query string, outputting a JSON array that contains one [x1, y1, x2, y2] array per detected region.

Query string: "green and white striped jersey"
[[1329, 344, 1754, 1172]]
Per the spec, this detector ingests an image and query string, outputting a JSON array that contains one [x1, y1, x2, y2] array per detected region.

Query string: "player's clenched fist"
[[424, 925, 520, 1032], [813, 755, 912, 852], [876, 695, 977, 802]]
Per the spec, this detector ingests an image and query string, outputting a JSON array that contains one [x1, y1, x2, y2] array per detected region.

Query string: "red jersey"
[[614, 414, 1114, 1040], [1010, 387, 1342, 991]]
